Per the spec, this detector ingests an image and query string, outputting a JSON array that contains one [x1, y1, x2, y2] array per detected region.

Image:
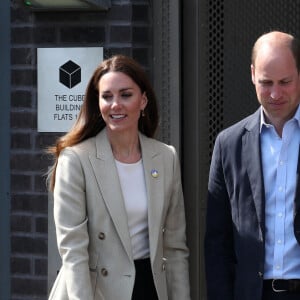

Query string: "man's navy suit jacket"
[[205, 108, 267, 300]]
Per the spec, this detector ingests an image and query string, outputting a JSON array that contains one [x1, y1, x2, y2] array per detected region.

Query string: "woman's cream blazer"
[[48, 129, 190, 300]]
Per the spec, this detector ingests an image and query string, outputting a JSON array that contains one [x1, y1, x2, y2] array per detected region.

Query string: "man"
[[205, 31, 300, 300]]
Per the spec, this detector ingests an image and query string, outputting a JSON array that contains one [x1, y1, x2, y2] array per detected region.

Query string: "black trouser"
[[132, 258, 159, 300], [262, 280, 300, 300]]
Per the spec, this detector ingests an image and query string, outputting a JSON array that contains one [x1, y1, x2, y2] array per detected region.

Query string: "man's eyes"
[[280, 80, 291, 85], [259, 81, 272, 86], [259, 80, 291, 86]]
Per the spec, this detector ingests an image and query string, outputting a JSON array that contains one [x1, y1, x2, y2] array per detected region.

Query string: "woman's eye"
[[122, 93, 132, 98], [102, 94, 112, 100]]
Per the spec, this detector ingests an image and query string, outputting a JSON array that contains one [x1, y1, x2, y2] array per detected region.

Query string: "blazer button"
[[162, 258, 167, 271], [258, 271, 263, 277], [98, 232, 105, 240], [101, 268, 108, 276]]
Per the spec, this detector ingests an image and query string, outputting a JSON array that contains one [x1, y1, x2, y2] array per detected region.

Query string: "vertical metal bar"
[[182, 0, 209, 298], [0, 0, 11, 299], [152, 0, 181, 153]]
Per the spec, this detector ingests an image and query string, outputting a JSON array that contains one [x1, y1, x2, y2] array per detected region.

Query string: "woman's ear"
[[141, 92, 148, 109]]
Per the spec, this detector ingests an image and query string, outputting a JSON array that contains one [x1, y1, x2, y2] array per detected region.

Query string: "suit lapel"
[[89, 130, 133, 261], [242, 109, 265, 234], [140, 134, 164, 260]]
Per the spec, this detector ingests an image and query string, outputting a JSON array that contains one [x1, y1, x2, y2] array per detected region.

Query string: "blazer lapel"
[[140, 134, 165, 260], [242, 109, 265, 235], [89, 130, 133, 261]]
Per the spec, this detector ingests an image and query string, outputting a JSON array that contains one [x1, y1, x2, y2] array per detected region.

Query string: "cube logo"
[[59, 60, 81, 89]]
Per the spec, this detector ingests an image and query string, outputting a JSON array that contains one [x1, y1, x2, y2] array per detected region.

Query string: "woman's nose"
[[111, 97, 121, 108]]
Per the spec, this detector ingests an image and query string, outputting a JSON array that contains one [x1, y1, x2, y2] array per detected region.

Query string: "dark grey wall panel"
[[0, 1, 11, 299]]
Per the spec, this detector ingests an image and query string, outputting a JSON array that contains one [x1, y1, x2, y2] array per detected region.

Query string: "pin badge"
[[151, 169, 159, 178]]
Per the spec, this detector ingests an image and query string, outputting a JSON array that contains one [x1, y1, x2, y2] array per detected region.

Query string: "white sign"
[[37, 47, 103, 132]]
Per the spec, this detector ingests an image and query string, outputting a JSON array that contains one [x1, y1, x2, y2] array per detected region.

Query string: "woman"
[[48, 55, 190, 300]]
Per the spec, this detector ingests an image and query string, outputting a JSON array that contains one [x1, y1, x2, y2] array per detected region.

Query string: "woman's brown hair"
[[47, 55, 159, 191]]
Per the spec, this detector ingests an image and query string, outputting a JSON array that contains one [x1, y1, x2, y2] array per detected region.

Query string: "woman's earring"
[[141, 110, 145, 117]]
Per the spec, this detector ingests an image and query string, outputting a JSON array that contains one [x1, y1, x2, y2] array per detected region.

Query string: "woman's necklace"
[[112, 148, 141, 163]]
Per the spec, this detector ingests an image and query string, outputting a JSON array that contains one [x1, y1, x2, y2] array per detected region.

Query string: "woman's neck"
[[108, 130, 141, 163]]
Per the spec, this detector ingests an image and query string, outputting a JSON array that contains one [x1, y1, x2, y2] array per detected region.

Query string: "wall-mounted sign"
[[37, 47, 103, 132]]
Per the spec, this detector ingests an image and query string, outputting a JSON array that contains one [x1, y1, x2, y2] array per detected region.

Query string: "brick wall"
[[10, 0, 152, 298]]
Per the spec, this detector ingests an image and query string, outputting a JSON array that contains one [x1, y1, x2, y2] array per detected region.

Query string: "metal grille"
[[207, 0, 300, 157], [207, 0, 225, 157], [160, 0, 171, 143]]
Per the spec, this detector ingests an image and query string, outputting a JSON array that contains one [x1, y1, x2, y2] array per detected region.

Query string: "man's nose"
[[270, 85, 282, 100]]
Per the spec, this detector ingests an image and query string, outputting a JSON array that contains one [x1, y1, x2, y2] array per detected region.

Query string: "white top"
[[115, 159, 150, 260]]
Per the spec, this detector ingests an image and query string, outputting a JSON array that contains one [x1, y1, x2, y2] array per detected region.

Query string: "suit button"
[[98, 232, 105, 240], [258, 271, 263, 277], [101, 268, 108, 276], [162, 258, 167, 271]]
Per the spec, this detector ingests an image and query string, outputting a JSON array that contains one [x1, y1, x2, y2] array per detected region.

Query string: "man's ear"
[[251, 64, 256, 85]]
